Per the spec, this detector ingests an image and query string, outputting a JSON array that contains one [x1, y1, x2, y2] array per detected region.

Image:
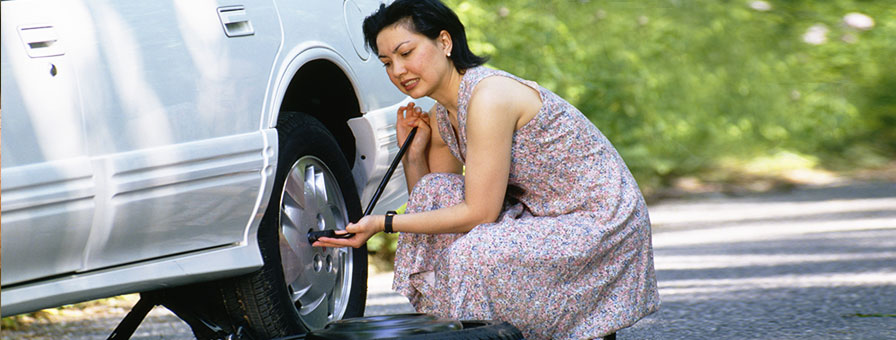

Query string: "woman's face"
[[376, 24, 451, 99]]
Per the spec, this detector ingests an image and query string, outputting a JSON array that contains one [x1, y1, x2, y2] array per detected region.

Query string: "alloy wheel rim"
[[278, 156, 353, 330]]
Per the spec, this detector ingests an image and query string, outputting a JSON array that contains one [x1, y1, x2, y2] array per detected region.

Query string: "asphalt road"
[[4, 180, 894, 339], [619, 180, 896, 339]]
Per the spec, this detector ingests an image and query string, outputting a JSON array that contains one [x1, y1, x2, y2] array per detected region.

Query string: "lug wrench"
[[308, 126, 417, 243]]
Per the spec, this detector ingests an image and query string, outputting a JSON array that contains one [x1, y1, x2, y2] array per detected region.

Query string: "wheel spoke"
[[280, 168, 314, 286], [284, 168, 306, 210], [280, 194, 305, 231], [337, 247, 350, 260], [314, 170, 328, 205], [320, 205, 339, 235], [318, 171, 345, 233], [304, 165, 321, 216], [334, 248, 351, 309], [299, 293, 330, 329], [277, 156, 356, 330], [327, 285, 337, 321], [279, 229, 304, 284], [281, 225, 315, 283], [284, 225, 313, 259], [290, 274, 314, 303]]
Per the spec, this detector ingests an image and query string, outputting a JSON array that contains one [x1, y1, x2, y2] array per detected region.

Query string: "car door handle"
[[18, 25, 65, 58], [217, 6, 254, 37]]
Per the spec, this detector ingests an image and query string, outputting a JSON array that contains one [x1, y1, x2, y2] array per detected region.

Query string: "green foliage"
[[445, 0, 895, 188], [366, 203, 403, 270], [2, 315, 27, 330], [367, 231, 400, 272], [367, 0, 895, 268]]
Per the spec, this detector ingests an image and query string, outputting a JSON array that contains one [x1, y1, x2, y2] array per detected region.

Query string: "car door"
[[61, 0, 282, 270], [1, 1, 95, 286]]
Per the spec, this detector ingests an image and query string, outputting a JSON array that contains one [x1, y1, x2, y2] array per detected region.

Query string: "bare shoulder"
[[470, 76, 536, 106], [469, 76, 542, 129]]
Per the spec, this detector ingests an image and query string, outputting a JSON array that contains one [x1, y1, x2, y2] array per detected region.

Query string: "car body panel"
[[67, 0, 281, 270], [348, 97, 435, 214], [1, 234, 268, 317], [1, 0, 97, 286], [82, 131, 270, 271], [1, 0, 415, 316]]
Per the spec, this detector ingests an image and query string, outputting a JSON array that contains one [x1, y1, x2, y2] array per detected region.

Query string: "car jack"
[[108, 286, 257, 340]]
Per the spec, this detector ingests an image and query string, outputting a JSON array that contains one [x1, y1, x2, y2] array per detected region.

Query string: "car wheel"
[[221, 112, 367, 338]]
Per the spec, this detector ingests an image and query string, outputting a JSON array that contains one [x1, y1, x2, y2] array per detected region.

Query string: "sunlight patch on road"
[[656, 252, 896, 271], [366, 295, 417, 307], [658, 272, 896, 301], [649, 197, 896, 229], [652, 217, 896, 248]]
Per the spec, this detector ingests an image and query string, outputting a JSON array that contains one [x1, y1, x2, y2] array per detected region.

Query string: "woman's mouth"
[[402, 79, 419, 91]]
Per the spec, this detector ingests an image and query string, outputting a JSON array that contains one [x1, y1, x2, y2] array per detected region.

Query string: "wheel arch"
[[269, 50, 364, 167]]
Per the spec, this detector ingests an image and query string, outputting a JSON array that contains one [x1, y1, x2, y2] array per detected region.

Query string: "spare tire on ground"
[[273, 313, 524, 340]]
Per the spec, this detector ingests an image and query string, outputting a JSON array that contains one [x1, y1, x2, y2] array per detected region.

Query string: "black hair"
[[362, 0, 488, 71]]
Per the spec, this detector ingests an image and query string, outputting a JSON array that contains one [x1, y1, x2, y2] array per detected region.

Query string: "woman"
[[313, 0, 660, 338]]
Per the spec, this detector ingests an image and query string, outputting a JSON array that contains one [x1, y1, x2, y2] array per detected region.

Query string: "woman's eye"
[[401, 49, 412, 57]]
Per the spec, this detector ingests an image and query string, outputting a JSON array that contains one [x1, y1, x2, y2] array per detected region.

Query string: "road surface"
[[3, 180, 894, 339]]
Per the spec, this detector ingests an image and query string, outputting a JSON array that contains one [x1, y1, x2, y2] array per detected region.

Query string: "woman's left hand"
[[312, 215, 383, 248]]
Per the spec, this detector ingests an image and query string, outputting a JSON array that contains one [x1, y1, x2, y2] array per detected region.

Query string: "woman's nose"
[[392, 59, 406, 76]]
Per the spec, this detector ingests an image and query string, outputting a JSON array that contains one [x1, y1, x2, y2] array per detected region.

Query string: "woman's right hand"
[[396, 102, 431, 161]]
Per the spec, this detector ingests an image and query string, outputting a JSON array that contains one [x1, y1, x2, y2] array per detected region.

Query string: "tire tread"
[[219, 112, 366, 338]]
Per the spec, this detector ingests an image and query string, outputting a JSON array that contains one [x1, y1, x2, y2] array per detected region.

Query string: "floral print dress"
[[392, 66, 660, 339]]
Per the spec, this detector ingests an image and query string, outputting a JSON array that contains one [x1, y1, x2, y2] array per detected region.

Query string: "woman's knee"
[[407, 173, 465, 213], [447, 231, 497, 270]]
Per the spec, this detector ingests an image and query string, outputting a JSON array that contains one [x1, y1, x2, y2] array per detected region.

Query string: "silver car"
[[1, 0, 424, 337]]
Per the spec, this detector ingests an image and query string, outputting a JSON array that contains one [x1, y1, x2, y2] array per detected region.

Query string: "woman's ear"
[[438, 30, 453, 57]]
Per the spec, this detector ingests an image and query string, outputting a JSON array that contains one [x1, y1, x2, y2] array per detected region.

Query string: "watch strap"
[[384, 210, 398, 233]]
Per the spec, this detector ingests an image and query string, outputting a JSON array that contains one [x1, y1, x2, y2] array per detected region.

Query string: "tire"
[[408, 320, 523, 340], [289, 314, 524, 340], [220, 112, 367, 338], [414, 320, 524, 340]]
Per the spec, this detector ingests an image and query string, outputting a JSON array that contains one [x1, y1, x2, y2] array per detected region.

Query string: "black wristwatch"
[[384, 210, 398, 233]]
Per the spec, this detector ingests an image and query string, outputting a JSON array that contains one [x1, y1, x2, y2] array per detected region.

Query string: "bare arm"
[[313, 77, 542, 249], [313, 77, 541, 247], [399, 103, 463, 193], [393, 77, 539, 233]]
